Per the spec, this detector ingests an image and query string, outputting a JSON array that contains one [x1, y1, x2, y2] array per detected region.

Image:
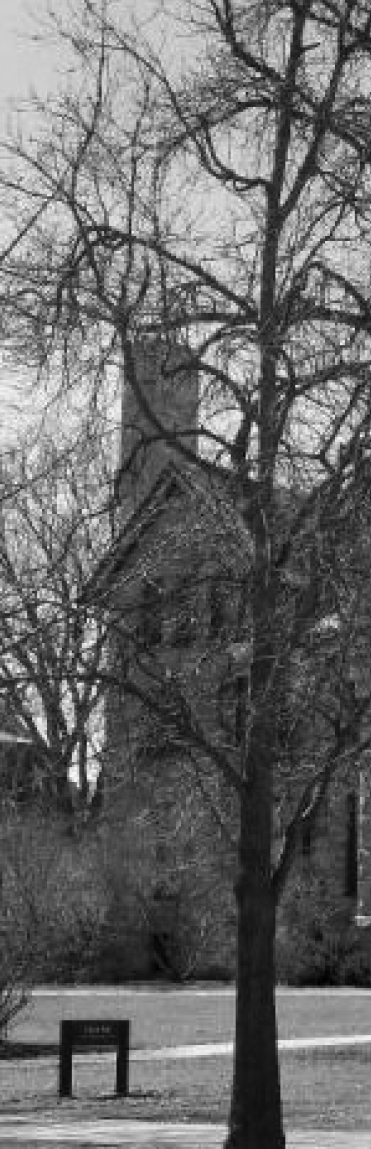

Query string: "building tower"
[[118, 336, 199, 522]]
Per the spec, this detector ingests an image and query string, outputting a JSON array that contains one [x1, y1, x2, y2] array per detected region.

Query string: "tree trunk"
[[225, 616, 286, 1148], [225, 878, 285, 1148], [224, 227, 286, 1142]]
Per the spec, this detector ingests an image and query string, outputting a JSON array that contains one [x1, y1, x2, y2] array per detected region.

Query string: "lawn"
[[8, 986, 235, 1049], [2, 988, 371, 1131], [10, 985, 371, 1048], [2, 1046, 371, 1130]]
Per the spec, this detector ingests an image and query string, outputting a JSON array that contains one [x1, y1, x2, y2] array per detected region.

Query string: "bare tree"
[[1, 2, 371, 1144], [0, 428, 114, 815]]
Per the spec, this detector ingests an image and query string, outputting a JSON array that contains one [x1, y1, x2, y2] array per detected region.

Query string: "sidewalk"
[[4, 1031, 371, 1067], [1, 1118, 371, 1146]]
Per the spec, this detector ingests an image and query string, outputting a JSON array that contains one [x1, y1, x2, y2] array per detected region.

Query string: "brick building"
[[96, 338, 370, 980]]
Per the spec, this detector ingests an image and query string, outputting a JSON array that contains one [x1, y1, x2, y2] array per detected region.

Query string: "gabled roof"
[[85, 459, 253, 605]]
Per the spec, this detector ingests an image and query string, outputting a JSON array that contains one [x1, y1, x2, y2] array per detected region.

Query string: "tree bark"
[[225, 563, 286, 1149], [225, 801, 285, 1149]]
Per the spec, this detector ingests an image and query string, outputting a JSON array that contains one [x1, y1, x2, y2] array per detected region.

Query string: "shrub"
[[276, 869, 371, 986], [0, 807, 109, 987], [335, 923, 371, 986]]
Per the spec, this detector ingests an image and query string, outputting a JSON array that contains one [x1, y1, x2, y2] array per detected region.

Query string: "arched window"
[[219, 678, 245, 746], [172, 575, 197, 647], [138, 579, 163, 649]]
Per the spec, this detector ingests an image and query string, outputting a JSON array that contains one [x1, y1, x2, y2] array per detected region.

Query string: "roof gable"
[[87, 460, 253, 603]]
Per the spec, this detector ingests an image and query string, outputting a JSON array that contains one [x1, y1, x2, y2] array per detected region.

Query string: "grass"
[[277, 988, 371, 1041], [9, 986, 235, 1049], [2, 1046, 371, 1130], [2, 987, 371, 1131], [10, 985, 371, 1047]]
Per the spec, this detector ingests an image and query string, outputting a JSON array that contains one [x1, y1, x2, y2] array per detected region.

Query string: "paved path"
[[3, 1031, 371, 1070], [31, 985, 371, 996], [132, 1033, 371, 1058], [0, 1118, 371, 1146]]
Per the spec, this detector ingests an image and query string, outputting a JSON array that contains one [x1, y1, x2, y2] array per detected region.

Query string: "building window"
[[345, 790, 358, 898], [301, 819, 312, 861], [138, 579, 163, 649], [172, 576, 197, 647], [219, 678, 246, 747], [209, 575, 227, 639], [219, 680, 235, 743], [235, 677, 246, 747]]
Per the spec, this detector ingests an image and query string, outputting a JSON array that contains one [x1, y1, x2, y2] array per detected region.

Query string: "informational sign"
[[59, 1019, 130, 1098]]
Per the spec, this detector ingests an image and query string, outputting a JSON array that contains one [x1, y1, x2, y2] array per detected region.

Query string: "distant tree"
[[2, 2, 371, 1145], [0, 428, 114, 814]]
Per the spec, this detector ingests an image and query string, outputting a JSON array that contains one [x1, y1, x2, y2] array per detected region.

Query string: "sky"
[[0, 0, 118, 445], [0, 2, 42, 444], [0, 0, 58, 108], [0, 0, 183, 113], [0, 0, 192, 447]]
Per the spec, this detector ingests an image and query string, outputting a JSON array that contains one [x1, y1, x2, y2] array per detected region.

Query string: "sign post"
[[59, 1019, 130, 1099]]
